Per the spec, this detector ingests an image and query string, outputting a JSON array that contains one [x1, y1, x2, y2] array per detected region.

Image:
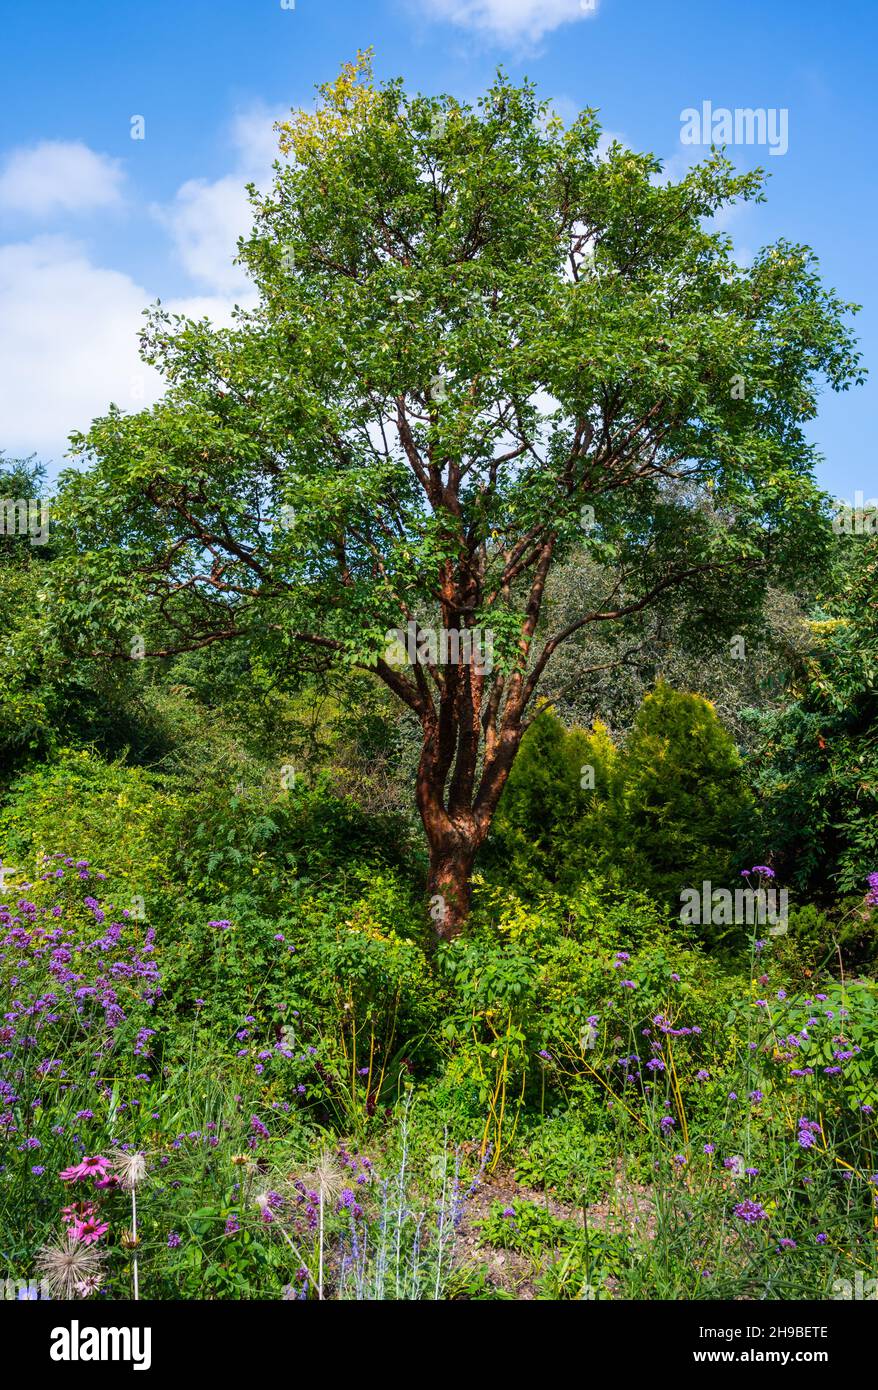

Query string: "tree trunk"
[[427, 838, 477, 941]]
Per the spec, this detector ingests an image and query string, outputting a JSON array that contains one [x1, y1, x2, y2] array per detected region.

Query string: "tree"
[[56, 54, 862, 937], [489, 708, 616, 890], [604, 680, 751, 907], [747, 535, 878, 897]]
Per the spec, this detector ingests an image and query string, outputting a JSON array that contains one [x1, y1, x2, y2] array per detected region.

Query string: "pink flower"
[[70, 1218, 109, 1246], [59, 1155, 112, 1183]]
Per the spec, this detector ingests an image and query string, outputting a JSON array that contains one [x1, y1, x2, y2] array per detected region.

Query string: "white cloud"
[[0, 107, 279, 462], [0, 141, 124, 217], [155, 104, 284, 296], [156, 174, 254, 295], [0, 236, 252, 464], [422, 0, 599, 42]]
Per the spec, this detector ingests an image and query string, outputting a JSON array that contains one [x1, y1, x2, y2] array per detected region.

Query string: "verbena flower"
[[734, 1199, 768, 1223]]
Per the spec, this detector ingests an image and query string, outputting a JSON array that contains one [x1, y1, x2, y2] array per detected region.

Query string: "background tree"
[[747, 534, 878, 897], [488, 708, 616, 890], [56, 54, 863, 936], [603, 680, 751, 909]]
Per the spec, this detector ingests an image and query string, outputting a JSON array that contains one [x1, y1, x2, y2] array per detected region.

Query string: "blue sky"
[[1, 0, 874, 504]]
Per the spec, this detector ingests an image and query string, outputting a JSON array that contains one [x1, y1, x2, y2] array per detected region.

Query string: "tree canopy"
[[53, 54, 864, 934]]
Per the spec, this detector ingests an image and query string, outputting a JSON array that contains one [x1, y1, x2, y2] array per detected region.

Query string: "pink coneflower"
[[70, 1218, 109, 1246], [62, 1201, 97, 1226], [59, 1154, 112, 1183]]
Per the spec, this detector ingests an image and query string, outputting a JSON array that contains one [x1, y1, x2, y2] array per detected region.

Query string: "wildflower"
[[167, 1231, 181, 1249], [36, 1233, 104, 1299], [70, 1218, 109, 1246], [74, 1274, 104, 1297], [703, 1143, 715, 1155], [108, 1148, 147, 1189], [695, 1070, 710, 1082], [797, 1118, 820, 1149], [59, 1155, 111, 1183], [816, 1233, 828, 1244], [734, 1199, 768, 1223], [224, 1216, 240, 1236], [777, 1238, 797, 1251]]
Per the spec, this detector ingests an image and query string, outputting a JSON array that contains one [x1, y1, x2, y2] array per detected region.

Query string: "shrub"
[[604, 681, 751, 911]]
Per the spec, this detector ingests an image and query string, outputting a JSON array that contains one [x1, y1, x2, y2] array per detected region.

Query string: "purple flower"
[[167, 1231, 181, 1248], [734, 1199, 768, 1223]]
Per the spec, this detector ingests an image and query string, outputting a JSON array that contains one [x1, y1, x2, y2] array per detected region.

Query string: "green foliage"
[[488, 686, 751, 925], [0, 60, 874, 1307], [489, 709, 616, 889], [604, 681, 751, 909], [746, 537, 878, 899]]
